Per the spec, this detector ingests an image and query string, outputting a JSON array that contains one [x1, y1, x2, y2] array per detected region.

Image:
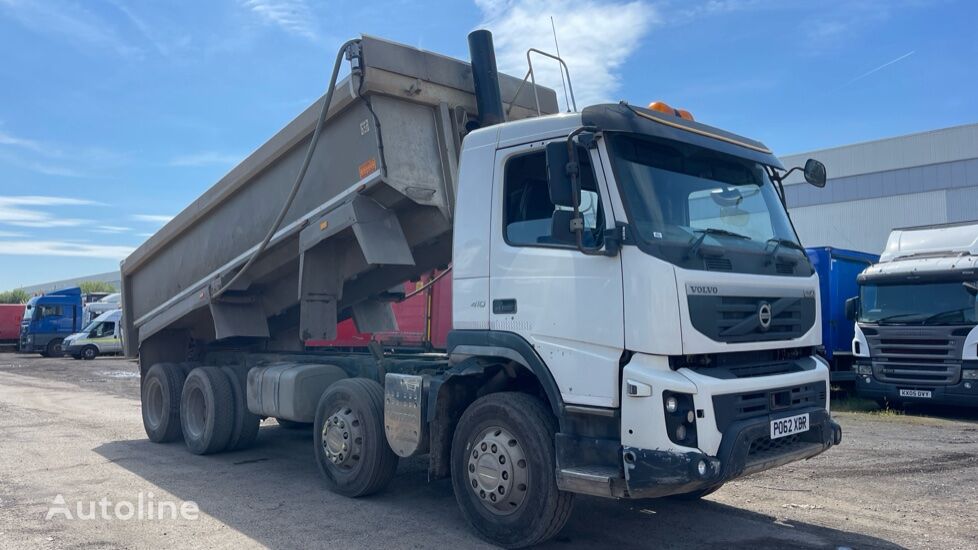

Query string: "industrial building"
[[19, 270, 120, 295], [781, 123, 978, 255]]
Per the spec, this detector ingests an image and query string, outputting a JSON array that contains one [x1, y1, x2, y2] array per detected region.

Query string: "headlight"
[[663, 391, 697, 447], [963, 370, 978, 380], [856, 363, 872, 375]]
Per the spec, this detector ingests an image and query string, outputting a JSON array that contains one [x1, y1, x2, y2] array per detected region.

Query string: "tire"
[[313, 378, 398, 497], [221, 366, 261, 451], [82, 346, 98, 360], [277, 419, 312, 430], [142, 363, 187, 443], [45, 338, 64, 358], [670, 483, 724, 500], [180, 366, 235, 455], [450, 392, 574, 548]]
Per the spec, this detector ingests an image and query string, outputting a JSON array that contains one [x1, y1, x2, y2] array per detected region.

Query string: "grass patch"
[[833, 395, 904, 417]]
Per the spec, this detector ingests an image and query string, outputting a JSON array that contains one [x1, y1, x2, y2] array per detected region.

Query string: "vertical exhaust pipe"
[[467, 29, 505, 128]]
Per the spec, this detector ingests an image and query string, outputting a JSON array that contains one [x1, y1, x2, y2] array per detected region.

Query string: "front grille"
[[712, 382, 826, 433], [749, 433, 800, 457], [775, 262, 795, 275], [704, 257, 732, 271], [689, 294, 816, 343], [864, 326, 967, 385]]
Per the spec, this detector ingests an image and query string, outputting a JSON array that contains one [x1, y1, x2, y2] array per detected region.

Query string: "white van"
[[82, 293, 122, 326], [64, 309, 123, 360]]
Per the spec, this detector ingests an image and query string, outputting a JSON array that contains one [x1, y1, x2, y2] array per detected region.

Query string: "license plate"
[[899, 389, 932, 398], [770, 413, 810, 439]]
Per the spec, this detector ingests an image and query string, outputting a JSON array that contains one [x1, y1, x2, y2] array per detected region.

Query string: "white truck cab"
[[850, 221, 978, 407]]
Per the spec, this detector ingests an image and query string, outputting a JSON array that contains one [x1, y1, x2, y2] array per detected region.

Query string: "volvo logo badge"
[[758, 302, 773, 330]]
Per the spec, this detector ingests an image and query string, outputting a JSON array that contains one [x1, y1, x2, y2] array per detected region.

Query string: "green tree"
[[79, 280, 117, 294], [0, 289, 29, 304]]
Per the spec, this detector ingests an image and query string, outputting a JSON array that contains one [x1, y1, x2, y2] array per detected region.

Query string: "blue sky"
[[0, 0, 975, 290]]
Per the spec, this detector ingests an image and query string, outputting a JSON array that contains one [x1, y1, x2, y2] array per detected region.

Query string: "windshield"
[[859, 282, 978, 325], [607, 133, 807, 275]]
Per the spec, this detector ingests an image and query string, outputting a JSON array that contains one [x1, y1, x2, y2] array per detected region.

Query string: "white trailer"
[[123, 31, 841, 547]]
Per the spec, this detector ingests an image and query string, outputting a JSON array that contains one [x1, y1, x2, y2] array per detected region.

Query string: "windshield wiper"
[[686, 228, 751, 258], [765, 237, 805, 264], [920, 307, 972, 325], [872, 313, 926, 324]]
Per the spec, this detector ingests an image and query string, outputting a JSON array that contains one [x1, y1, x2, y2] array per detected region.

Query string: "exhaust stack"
[[467, 30, 505, 128]]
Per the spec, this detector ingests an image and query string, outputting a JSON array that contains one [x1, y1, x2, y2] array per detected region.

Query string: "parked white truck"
[[849, 221, 978, 407], [122, 31, 840, 547]]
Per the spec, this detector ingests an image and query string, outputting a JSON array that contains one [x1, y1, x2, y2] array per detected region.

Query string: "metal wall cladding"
[[688, 295, 816, 344]]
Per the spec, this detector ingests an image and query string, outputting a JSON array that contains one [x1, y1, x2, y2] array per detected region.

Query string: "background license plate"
[[770, 413, 810, 439], [899, 389, 932, 398]]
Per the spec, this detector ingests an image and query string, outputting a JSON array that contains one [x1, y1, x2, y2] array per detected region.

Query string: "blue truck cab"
[[19, 287, 83, 357], [806, 247, 880, 382]]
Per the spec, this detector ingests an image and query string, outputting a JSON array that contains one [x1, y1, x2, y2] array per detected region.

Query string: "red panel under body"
[[307, 271, 452, 351], [0, 304, 24, 344]]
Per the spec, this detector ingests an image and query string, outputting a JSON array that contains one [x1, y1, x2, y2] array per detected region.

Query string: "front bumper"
[[856, 374, 978, 408], [64, 343, 85, 355], [622, 407, 841, 499]]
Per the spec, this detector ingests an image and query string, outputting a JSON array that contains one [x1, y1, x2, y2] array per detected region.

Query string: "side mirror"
[[804, 159, 827, 188], [845, 296, 859, 321], [546, 141, 576, 207]]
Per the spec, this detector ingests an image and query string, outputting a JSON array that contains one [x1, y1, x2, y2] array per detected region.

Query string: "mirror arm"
[[767, 166, 789, 211], [565, 126, 611, 256]]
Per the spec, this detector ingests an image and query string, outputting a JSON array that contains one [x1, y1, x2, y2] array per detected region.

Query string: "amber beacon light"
[[648, 101, 694, 121]]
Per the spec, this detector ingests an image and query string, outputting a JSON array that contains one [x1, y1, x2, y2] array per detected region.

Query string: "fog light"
[[665, 396, 678, 413], [675, 425, 686, 441], [965, 382, 973, 390], [864, 376, 871, 384], [963, 370, 978, 380], [856, 363, 872, 375], [697, 460, 707, 476], [686, 410, 695, 424]]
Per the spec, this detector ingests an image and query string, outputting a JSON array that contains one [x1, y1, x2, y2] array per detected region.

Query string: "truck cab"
[[64, 309, 124, 360], [19, 287, 82, 357], [850, 222, 978, 407]]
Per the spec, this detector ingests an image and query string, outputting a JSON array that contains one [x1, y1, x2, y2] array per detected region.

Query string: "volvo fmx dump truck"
[[122, 31, 841, 547], [849, 221, 978, 408]]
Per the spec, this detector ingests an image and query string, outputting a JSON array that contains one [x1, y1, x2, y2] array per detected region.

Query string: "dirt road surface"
[[1, 354, 976, 549]]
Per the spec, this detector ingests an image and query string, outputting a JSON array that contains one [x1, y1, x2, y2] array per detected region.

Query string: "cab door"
[[488, 141, 625, 408]]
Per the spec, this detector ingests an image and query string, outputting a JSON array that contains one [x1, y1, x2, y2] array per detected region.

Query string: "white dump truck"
[[122, 31, 840, 547], [849, 221, 978, 408]]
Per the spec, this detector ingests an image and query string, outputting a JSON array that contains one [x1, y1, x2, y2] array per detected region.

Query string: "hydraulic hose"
[[212, 38, 362, 299]]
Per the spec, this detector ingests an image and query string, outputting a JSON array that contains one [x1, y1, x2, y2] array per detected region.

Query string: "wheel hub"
[[321, 407, 362, 469], [467, 426, 528, 515]]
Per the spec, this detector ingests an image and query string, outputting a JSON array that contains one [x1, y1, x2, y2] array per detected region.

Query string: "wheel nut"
[[491, 444, 497, 453], [501, 471, 508, 480], [469, 464, 475, 473], [481, 442, 487, 451], [498, 455, 506, 464], [489, 493, 497, 502], [498, 486, 505, 495], [480, 490, 486, 499]]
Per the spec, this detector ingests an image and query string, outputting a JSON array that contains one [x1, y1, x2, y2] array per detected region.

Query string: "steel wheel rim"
[[467, 426, 529, 515], [321, 406, 363, 470], [185, 386, 206, 439]]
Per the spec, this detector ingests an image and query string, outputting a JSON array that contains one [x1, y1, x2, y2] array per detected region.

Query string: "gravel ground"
[[1, 354, 976, 549]]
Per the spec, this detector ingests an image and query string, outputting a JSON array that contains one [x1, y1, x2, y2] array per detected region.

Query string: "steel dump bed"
[[121, 35, 556, 356]]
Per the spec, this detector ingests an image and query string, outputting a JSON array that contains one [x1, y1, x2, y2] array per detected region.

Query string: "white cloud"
[[0, 196, 100, 228], [0, 0, 140, 57], [0, 130, 43, 152], [0, 240, 134, 259], [130, 214, 174, 224], [169, 152, 242, 167], [0, 230, 25, 238], [475, 0, 658, 108], [92, 225, 132, 234], [240, 0, 318, 40]]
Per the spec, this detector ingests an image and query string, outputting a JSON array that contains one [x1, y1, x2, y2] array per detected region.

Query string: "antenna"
[[550, 16, 570, 112]]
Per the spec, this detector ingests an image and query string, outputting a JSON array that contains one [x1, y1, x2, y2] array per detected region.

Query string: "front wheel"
[[82, 346, 98, 360], [45, 338, 64, 358], [451, 392, 574, 548]]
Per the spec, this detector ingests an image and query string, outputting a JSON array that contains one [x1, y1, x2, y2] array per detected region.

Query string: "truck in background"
[[806, 247, 879, 384], [849, 221, 978, 407], [122, 32, 840, 547], [19, 287, 83, 357], [83, 292, 122, 326], [0, 304, 24, 351], [64, 309, 124, 360]]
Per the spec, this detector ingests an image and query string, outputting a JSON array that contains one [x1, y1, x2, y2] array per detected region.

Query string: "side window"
[[97, 322, 115, 337], [503, 148, 604, 247], [39, 305, 62, 318]]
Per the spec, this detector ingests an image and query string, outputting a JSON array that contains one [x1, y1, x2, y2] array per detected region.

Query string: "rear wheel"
[[81, 346, 98, 360], [142, 363, 187, 443], [180, 367, 235, 455], [313, 378, 398, 497], [451, 392, 574, 548], [221, 366, 260, 451]]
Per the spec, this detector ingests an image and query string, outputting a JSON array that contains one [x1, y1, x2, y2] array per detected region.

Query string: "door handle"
[[492, 299, 517, 314]]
